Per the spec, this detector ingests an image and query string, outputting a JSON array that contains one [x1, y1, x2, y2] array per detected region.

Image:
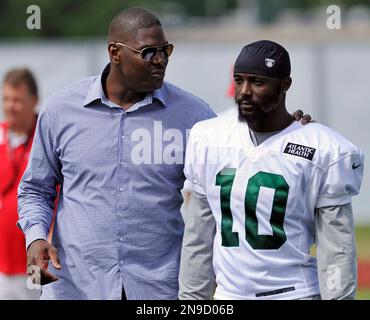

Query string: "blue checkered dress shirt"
[[17, 64, 216, 299]]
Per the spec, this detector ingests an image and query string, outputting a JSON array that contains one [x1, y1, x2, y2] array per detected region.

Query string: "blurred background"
[[0, 0, 369, 298]]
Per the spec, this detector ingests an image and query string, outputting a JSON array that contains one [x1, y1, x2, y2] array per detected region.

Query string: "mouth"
[[239, 101, 256, 112], [151, 69, 166, 78]]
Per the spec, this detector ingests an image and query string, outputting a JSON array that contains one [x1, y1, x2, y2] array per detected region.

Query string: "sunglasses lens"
[[164, 44, 174, 57], [142, 48, 157, 61], [141, 44, 174, 61]]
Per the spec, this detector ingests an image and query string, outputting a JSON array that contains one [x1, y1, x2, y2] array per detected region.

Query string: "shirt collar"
[[83, 63, 167, 109], [152, 85, 167, 107], [83, 64, 110, 107]]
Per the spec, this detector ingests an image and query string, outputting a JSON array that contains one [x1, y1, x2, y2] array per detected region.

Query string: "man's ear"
[[108, 43, 120, 65], [281, 77, 292, 93]]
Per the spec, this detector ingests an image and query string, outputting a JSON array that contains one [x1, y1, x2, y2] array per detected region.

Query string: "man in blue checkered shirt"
[[17, 7, 216, 300]]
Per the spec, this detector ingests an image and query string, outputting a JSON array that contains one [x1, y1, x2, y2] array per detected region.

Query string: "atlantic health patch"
[[283, 142, 316, 161]]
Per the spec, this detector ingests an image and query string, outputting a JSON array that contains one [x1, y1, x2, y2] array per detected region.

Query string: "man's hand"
[[27, 239, 61, 285], [292, 109, 313, 125]]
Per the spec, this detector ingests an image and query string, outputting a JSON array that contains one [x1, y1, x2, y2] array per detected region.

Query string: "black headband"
[[234, 40, 291, 79]]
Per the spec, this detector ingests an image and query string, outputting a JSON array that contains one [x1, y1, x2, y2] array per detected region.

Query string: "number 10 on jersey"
[[216, 168, 289, 250]]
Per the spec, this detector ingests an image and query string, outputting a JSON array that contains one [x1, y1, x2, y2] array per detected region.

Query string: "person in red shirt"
[[0, 68, 40, 299]]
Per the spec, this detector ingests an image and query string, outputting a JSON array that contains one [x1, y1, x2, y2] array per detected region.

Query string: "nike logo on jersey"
[[352, 163, 361, 170], [283, 142, 316, 161]]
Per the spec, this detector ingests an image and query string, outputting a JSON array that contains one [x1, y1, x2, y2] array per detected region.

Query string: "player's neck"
[[248, 109, 294, 133]]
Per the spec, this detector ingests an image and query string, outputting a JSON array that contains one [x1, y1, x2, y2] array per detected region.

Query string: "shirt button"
[[119, 187, 124, 192], [120, 161, 124, 166], [118, 236, 124, 242], [119, 260, 124, 266], [118, 212, 124, 218]]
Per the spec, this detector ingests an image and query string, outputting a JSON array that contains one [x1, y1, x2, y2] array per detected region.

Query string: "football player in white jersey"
[[179, 40, 364, 300]]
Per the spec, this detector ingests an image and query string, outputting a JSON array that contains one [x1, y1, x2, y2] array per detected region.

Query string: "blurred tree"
[[0, 0, 169, 38], [257, 0, 285, 24], [0, 0, 238, 38], [280, 0, 370, 9], [0, 0, 368, 38], [178, 0, 237, 17], [257, 0, 370, 23]]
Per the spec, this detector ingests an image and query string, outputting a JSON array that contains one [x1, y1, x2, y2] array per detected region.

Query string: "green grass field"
[[355, 226, 370, 260], [357, 289, 370, 300], [356, 226, 370, 300]]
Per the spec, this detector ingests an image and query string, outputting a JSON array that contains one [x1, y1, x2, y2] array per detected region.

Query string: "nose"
[[240, 80, 252, 96], [151, 50, 167, 66]]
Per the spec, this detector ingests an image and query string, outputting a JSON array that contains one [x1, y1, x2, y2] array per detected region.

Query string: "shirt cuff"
[[191, 182, 206, 196], [316, 195, 352, 208], [25, 225, 48, 249]]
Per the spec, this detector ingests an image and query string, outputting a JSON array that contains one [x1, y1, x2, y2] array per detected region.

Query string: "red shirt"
[[0, 120, 35, 275]]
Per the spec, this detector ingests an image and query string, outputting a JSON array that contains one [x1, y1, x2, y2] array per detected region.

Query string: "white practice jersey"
[[184, 114, 364, 300]]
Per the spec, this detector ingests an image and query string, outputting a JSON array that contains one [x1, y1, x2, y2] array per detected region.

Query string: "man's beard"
[[238, 103, 265, 125], [236, 89, 281, 125]]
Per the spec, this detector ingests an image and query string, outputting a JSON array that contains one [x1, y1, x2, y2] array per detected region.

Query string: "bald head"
[[108, 7, 162, 43]]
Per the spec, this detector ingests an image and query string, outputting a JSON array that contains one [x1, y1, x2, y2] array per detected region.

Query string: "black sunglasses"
[[111, 42, 174, 61]]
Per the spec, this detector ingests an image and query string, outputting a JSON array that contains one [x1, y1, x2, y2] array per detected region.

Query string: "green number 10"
[[216, 169, 289, 250]]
